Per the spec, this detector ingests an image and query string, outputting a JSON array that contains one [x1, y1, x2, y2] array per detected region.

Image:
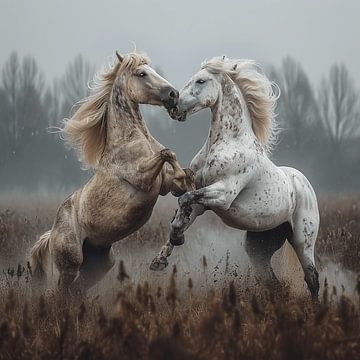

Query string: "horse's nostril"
[[169, 90, 176, 99]]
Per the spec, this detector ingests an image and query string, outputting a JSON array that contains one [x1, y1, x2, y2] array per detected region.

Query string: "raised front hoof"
[[150, 256, 168, 271]]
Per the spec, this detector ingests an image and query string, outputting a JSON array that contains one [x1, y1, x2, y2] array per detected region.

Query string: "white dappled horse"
[[151, 56, 320, 299]]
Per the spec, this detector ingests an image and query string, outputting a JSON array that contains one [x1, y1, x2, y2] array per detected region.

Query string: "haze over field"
[[0, 4, 360, 358], [1, 0, 359, 87], [0, 0, 359, 192]]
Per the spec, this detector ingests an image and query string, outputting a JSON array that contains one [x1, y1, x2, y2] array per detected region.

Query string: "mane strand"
[[202, 57, 280, 153], [62, 52, 149, 167]]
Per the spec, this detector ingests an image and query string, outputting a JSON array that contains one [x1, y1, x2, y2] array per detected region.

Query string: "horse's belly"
[[214, 191, 292, 231], [84, 201, 156, 246], [80, 179, 159, 246]]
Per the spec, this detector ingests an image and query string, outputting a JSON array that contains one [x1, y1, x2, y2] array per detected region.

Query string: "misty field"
[[0, 193, 359, 359]]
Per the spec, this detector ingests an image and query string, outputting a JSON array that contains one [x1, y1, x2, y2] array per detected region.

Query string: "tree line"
[[0, 52, 359, 192], [0, 52, 94, 191], [269, 58, 359, 192]]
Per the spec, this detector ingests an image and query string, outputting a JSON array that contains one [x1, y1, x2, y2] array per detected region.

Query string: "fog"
[[1, 0, 359, 87], [0, 0, 359, 192]]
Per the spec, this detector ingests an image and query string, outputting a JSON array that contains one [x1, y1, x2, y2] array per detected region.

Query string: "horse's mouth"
[[163, 97, 178, 112], [176, 111, 187, 122], [168, 107, 187, 122]]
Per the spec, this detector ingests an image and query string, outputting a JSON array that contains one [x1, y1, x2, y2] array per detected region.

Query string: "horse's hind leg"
[[288, 211, 320, 300], [51, 229, 83, 296], [72, 240, 115, 294], [282, 169, 320, 300], [245, 223, 292, 289]]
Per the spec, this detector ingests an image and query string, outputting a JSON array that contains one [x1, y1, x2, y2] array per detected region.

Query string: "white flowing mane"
[[62, 52, 149, 167], [202, 57, 279, 152]]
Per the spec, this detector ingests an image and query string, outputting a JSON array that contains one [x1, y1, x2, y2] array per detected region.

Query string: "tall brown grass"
[[0, 193, 359, 359]]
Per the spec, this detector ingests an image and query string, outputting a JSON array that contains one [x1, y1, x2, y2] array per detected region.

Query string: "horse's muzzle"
[[175, 111, 187, 122], [169, 108, 187, 122], [161, 86, 179, 112]]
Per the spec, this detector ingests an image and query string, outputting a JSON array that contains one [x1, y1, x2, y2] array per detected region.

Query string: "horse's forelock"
[[118, 52, 150, 73]]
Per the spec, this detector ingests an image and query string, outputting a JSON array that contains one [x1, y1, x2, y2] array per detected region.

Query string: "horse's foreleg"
[[137, 149, 186, 191], [149, 204, 205, 271], [177, 179, 239, 211], [170, 204, 205, 245], [160, 167, 196, 196], [137, 152, 167, 190], [149, 240, 174, 271]]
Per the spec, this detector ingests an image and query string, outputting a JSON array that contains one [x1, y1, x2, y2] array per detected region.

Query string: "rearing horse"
[[31, 52, 193, 294], [151, 56, 320, 299]]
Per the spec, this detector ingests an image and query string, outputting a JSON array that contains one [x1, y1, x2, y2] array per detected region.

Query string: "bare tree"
[[2, 52, 20, 142], [44, 79, 62, 127], [1, 52, 46, 152], [17, 56, 45, 132], [60, 55, 94, 115], [270, 57, 318, 151], [318, 63, 359, 150]]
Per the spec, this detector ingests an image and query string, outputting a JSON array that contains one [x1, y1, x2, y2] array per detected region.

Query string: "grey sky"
[[1, 0, 359, 89]]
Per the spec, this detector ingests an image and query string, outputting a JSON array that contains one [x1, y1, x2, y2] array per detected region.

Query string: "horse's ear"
[[116, 51, 123, 63]]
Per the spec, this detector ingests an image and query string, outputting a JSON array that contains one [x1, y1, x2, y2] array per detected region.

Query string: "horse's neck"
[[101, 93, 152, 164], [107, 103, 150, 143], [208, 81, 254, 149]]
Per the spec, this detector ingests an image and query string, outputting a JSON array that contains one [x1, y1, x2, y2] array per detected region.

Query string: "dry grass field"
[[0, 192, 359, 359]]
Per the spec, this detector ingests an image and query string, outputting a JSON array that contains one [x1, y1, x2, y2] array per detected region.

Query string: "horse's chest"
[[200, 149, 244, 186]]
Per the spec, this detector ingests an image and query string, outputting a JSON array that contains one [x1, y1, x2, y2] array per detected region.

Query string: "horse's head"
[[170, 66, 222, 122], [114, 52, 179, 112], [170, 56, 278, 153]]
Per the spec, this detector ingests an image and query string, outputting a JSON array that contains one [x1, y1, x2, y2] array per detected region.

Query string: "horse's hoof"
[[170, 232, 185, 246], [150, 256, 168, 271]]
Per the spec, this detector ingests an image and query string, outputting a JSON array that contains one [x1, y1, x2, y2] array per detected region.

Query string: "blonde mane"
[[202, 57, 279, 152], [62, 52, 149, 167]]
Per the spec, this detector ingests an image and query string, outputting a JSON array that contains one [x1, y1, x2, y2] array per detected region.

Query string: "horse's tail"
[[30, 230, 52, 284]]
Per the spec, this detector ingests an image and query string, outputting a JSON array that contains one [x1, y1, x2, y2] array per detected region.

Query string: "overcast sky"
[[1, 0, 359, 89]]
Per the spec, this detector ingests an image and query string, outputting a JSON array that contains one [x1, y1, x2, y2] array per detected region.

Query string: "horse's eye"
[[137, 72, 147, 78], [196, 79, 205, 84]]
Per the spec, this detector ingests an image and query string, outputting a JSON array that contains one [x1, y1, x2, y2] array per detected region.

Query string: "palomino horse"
[[31, 52, 194, 295], [150, 56, 320, 299]]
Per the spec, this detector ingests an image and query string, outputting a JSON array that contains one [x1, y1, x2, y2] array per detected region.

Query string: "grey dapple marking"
[[31, 52, 194, 295], [150, 56, 320, 299]]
